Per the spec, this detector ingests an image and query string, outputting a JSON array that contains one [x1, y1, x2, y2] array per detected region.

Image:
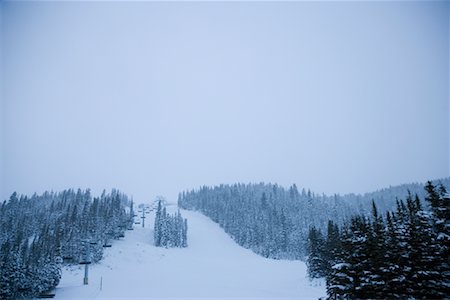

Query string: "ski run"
[[55, 204, 326, 299]]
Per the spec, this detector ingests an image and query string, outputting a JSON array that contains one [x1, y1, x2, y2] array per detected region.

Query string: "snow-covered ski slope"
[[55, 205, 326, 299]]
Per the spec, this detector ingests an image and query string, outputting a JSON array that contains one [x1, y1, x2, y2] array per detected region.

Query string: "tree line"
[[0, 188, 133, 299], [307, 181, 450, 299], [177, 181, 448, 259], [154, 201, 188, 248]]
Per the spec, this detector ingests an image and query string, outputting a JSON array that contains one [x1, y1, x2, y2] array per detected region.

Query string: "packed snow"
[[55, 204, 326, 299]]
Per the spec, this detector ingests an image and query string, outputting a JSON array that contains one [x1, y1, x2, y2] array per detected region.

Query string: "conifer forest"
[[2, 1, 448, 299], [306, 181, 450, 299], [0, 189, 134, 299], [1, 179, 449, 299], [154, 200, 188, 248], [178, 180, 450, 298]]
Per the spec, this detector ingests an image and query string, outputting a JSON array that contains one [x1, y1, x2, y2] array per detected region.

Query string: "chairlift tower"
[[141, 208, 146, 228], [80, 239, 93, 285]]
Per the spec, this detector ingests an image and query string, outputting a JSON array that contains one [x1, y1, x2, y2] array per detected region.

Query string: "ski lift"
[[62, 256, 73, 262], [102, 244, 112, 248], [79, 261, 92, 265], [37, 293, 55, 298], [89, 242, 98, 245], [134, 222, 141, 224]]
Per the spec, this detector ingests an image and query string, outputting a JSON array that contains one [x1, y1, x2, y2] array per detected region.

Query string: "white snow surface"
[[55, 205, 326, 299]]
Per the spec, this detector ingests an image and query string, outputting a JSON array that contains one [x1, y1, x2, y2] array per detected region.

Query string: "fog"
[[1, 1, 448, 203]]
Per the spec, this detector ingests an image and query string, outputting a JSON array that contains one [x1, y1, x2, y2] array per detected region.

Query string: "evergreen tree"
[[324, 221, 340, 278], [153, 203, 188, 248], [307, 226, 326, 278], [436, 184, 450, 296], [154, 200, 163, 247], [423, 182, 450, 297], [364, 201, 385, 298], [383, 212, 404, 298], [321, 184, 450, 299], [0, 189, 132, 299], [182, 218, 188, 247], [326, 224, 353, 299]]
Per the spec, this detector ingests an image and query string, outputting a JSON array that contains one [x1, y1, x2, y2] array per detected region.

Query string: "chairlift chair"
[[62, 256, 74, 262], [37, 293, 55, 298]]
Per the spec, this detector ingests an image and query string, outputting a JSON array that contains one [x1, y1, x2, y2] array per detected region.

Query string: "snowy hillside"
[[55, 204, 326, 299]]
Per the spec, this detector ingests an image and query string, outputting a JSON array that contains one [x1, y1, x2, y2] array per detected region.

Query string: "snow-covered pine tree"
[[404, 191, 443, 299], [323, 220, 340, 278], [364, 201, 386, 298], [161, 207, 169, 247], [326, 224, 353, 299], [0, 189, 131, 299], [423, 182, 450, 297], [320, 183, 450, 299], [178, 180, 449, 260], [153, 203, 188, 248], [154, 200, 163, 247], [382, 211, 405, 298], [182, 218, 188, 247], [307, 226, 326, 278], [436, 184, 450, 296]]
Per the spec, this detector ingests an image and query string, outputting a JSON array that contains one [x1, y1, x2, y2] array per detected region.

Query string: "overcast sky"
[[1, 1, 449, 203]]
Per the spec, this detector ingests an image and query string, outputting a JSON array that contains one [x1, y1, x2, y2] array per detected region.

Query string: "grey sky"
[[1, 1, 449, 203]]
